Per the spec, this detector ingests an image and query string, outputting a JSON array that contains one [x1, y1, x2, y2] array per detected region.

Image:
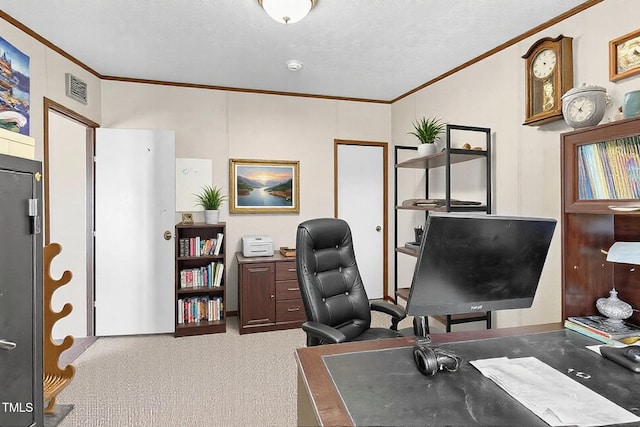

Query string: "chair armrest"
[[302, 321, 347, 344], [371, 300, 407, 331], [371, 300, 406, 320]]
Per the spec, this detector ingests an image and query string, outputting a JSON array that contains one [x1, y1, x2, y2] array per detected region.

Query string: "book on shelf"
[[178, 237, 218, 257], [577, 136, 640, 200], [401, 198, 482, 207], [179, 261, 224, 288], [214, 232, 224, 255], [177, 295, 224, 324], [566, 315, 640, 339]]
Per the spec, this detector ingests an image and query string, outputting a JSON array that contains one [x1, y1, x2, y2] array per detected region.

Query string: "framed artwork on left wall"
[[229, 158, 300, 214], [0, 36, 30, 135]]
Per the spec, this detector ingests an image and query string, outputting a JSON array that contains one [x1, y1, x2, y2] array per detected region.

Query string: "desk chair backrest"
[[296, 218, 372, 345]]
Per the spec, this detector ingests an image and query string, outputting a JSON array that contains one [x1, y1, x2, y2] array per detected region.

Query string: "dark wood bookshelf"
[[174, 221, 226, 337]]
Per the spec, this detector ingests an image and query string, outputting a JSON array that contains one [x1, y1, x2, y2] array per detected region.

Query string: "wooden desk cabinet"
[[561, 116, 640, 323], [236, 252, 305, 334]]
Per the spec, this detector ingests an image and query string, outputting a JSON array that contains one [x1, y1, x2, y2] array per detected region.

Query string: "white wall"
[[3, 0, 639, 328], [0, 20, 102, 155], [100, 81, 391, 311], [0, 18, 102, 339], [392, 0, 640, 328]]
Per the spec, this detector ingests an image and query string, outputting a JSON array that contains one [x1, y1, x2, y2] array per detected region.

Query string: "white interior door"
[[95, 128, 175, 336], [337, 143, 385, 299]]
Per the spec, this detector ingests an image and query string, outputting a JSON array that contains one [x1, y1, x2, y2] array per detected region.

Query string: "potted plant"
[[195, 185, 227, 224], [408, 117, 445, 156]]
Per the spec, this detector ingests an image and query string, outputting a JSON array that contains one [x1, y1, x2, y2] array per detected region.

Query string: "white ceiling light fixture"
[[259, 0, 316, 24]]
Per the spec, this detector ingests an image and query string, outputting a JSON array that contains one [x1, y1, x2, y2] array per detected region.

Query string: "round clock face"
[[532, 49, 557, 79], [566, 95, 596, 123], [562, 87, 607, 129]]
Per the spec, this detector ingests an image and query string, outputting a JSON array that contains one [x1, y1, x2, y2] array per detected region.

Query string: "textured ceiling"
[[0, 0, 591, 101]]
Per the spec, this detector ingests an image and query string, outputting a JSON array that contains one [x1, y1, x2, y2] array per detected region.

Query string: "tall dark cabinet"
[[0, 154, 44, 426]]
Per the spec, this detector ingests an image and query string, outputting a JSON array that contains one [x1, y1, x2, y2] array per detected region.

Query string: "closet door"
[[336, 142, 386, 299]]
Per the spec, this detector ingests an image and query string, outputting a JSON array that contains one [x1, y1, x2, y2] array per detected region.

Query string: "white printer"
[[242, 235, 274, 257]]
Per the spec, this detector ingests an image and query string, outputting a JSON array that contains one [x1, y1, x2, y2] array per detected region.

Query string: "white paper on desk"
[[470, 357, 640, 427]]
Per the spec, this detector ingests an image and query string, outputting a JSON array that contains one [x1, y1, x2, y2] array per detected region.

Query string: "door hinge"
[[28, 198, 41, 235]]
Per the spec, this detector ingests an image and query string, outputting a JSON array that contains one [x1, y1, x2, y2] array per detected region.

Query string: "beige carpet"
[[57, 317, 306, 427], [56, 312, 415, 427]]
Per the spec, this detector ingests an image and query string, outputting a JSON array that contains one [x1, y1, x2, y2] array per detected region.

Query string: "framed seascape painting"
[[229, 158, 300, 214]]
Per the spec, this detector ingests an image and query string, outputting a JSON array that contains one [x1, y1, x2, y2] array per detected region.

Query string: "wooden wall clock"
[[522, 35, 573, 126]]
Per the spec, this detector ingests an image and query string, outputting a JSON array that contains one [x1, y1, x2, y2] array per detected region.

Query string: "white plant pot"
[[417, 143, 436, 157], [204, 209, 220, 224]]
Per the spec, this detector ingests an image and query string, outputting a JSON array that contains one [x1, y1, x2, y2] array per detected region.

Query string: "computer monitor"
[[406, 212, 556, 317]]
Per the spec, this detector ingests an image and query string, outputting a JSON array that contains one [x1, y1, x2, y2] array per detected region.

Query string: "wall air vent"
[[65, 73, 88, 104]]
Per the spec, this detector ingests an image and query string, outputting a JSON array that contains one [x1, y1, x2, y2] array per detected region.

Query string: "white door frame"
[[44, 98, 98, 338], [334, 139, 389, 300]]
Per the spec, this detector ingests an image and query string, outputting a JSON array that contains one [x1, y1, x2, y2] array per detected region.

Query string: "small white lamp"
[[598, 242, 639, 322]]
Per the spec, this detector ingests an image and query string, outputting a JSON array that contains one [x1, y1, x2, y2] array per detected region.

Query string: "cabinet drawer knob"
[[288, 268, 296, 272], [287, 287, 300, 291], [287, 307, 301, 312]]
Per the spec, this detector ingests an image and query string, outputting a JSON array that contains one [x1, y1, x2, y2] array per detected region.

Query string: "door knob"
[[0, 339, 16, 351], [164, 230, 172, 240], [376, 226, 382, 232]]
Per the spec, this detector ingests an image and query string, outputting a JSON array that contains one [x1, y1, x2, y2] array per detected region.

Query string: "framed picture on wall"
[[229, 158, 300, 214], [609, 29, 640, 82]]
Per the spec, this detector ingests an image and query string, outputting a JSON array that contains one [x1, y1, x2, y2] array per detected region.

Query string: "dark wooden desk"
[[295, 323, 569, 426]]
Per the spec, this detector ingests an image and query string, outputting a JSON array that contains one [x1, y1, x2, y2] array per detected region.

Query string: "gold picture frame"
[[181, 212, 194, 224], [609, 29, 640, 82], [229, 158, 300, 214]]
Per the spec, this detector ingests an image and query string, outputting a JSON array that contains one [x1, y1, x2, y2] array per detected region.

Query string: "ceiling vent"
[[65, 73, 88, 104]]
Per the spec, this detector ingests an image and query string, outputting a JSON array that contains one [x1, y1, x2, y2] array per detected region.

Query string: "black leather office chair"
[[296, 218, 407, 346]]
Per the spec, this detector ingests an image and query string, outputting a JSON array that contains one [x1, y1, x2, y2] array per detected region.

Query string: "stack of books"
[[564, 315, 640, 345]]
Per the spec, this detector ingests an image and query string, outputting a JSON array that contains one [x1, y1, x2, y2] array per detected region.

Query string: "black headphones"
[[413, 345, 462, 376]]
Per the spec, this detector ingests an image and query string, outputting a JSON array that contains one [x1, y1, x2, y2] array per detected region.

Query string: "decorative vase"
[[417, 143, 436, 157], [595, 288, 633, 322], [204, 209, 220, 224], [623, 90, 640, 119]]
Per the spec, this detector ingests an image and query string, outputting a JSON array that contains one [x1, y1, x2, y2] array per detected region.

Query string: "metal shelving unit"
[[393, 124, 492, 332]]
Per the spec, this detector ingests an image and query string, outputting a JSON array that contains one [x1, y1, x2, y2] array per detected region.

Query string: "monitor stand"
[[413, 315, 431, 345]]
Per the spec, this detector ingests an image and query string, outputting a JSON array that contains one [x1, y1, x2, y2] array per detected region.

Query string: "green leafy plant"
[[195, 185, 227, 210], [408, 117, 446, 144]]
